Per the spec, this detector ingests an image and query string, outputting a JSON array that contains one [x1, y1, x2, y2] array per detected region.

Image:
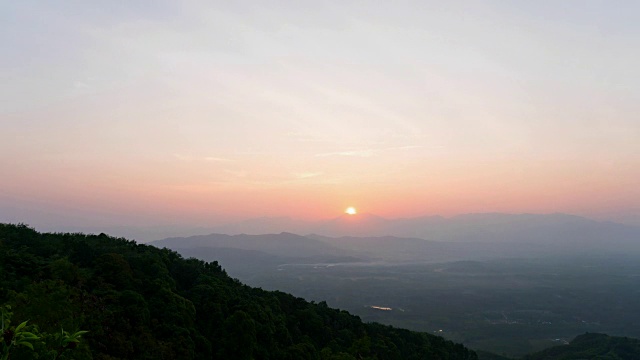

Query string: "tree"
[[1, 305, 40, 360], [218, 310, 257, 360], [1, 305, 87, 360]]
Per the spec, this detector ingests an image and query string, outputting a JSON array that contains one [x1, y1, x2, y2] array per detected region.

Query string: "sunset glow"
[[346, 207, 358, 215], [1, 1, 639, 234]]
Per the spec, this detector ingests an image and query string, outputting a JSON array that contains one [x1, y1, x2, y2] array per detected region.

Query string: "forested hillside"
[[0, 223, 476, 360]]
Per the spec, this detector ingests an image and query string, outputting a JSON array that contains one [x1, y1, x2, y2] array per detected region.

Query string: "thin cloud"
[[224, 169, 247, 178], [173, 153, 192, 162], [74, 81, 90, 89], [293, 172, 323, 179], [315, 145, 426, 158], [285, 132, 330, 143], [315, 149, 375, 157], [392, 145, 424, 150], [204, 156, 234, 162], [174, 154, 234, 162]]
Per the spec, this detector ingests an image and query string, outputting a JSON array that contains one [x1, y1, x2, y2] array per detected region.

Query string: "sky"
[[1, 0, 639, 231]]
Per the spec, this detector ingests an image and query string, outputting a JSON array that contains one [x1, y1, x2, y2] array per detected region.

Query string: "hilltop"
[[0, 223, 476, 359]]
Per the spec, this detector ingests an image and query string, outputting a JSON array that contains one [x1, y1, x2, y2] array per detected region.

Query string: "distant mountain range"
[[153, 232, 342, 258], [151, 213, 640, 272], [209, 212, 640, 244], [42, 212, 639, 244]]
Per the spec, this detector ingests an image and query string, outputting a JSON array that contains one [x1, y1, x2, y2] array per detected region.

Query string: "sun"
[[345, 207, 357, 215]]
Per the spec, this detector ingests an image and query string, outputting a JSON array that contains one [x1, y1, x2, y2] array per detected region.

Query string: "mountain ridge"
[[205, 213, 640, 244], [152, 213, 640, 263]]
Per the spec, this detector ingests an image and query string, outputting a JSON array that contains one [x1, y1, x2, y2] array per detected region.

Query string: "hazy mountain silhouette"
[[152, 213, 640, 264], [209, 216, 312, 236], [205, 213, 640, 247], [152, 232, 350, 258]]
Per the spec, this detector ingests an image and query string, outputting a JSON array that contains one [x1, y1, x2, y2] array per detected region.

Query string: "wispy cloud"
[[224, 169, 247, 178], [293, 172, 323, 179], [74, 81, 90, 89], [285, 132, 329, 143], [204, 156, 234, 162], [315, 145, 425, 158], [315, 149, 375, 157], [391, 145, 425, 150], [174, 154, 234, 162], [173, 153, 192, 162]]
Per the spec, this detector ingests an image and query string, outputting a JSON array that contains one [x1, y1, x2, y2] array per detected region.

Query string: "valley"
[[153, 214, 640, 357], [236, 257, 640, 357]]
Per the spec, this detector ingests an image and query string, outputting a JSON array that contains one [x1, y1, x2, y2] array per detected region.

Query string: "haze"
[[2, 1, 639, 232]]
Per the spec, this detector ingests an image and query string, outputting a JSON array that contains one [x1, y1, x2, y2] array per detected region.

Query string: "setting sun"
[[345, 207, 357, 215]]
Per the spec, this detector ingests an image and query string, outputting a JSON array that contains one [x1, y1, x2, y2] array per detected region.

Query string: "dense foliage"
[[1, 304, 87, 360], [522, 333, 640, 360], [0, 223, 477, 360]]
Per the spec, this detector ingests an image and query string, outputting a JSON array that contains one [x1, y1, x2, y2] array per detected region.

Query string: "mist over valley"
[[152, 213, 640, 357]]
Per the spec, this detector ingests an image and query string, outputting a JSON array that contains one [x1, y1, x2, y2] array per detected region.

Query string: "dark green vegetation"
[[522, 333, 640, 360], [1, 304, 87, 360], [0, 223, 477, 359]]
